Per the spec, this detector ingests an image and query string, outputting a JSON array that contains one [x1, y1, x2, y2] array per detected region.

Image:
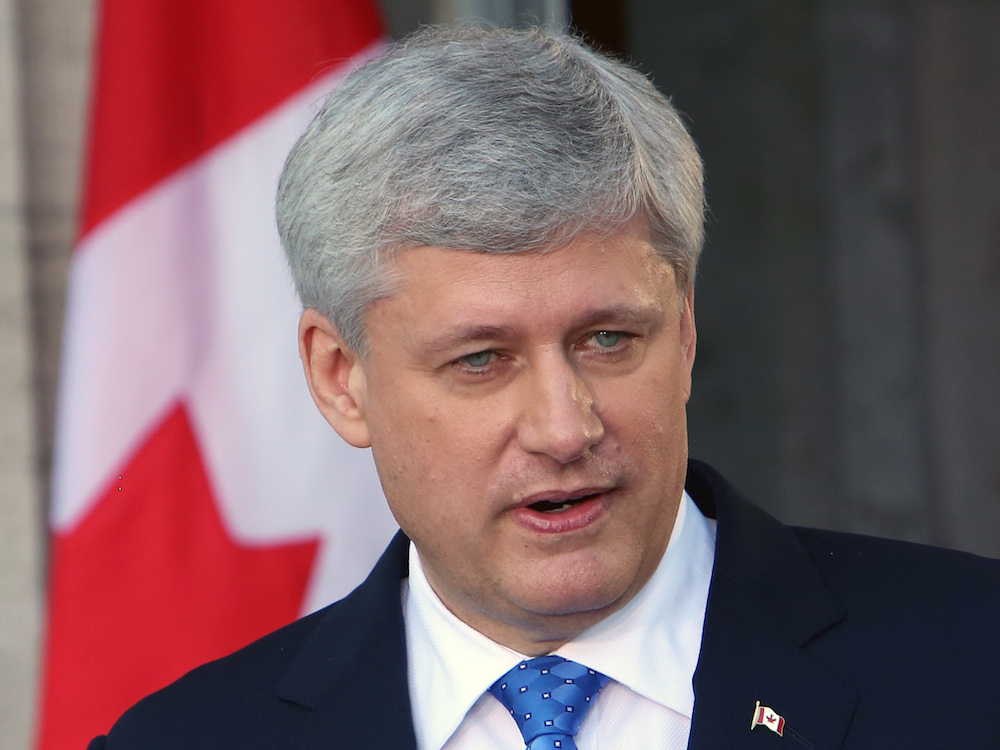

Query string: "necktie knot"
[[489, 655, 609, 750]]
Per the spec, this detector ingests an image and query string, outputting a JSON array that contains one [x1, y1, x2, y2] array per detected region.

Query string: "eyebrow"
[[573, 303, 661, 331], [420, 325, 519, 356], [419, 304, 663, 356]]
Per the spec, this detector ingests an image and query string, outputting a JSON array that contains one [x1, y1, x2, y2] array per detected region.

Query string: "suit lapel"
[[686, 461, 858, 750], [275, 532, 418, 749]]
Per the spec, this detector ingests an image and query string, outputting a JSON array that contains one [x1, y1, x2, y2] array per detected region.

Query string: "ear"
[[680, 286, 697, 402], [298, 308, 372, 448]]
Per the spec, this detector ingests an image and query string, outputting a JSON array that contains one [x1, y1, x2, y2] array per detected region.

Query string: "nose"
[[516, 352, 605, 464]]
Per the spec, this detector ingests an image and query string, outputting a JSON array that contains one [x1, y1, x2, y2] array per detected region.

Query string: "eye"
[[590, 331, 624, 348], [457, 350, 495, 368]]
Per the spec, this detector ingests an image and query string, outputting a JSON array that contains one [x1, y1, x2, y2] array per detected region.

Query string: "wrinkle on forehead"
[[378, 225, 674, 314]]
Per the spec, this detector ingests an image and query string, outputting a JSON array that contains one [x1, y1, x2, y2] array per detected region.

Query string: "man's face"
[[303, 222, 696, 653]]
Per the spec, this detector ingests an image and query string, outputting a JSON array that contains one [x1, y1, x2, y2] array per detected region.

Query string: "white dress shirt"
[[402, 491, 717, 750]]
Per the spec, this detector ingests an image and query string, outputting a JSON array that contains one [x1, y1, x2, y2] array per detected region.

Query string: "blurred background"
[[2, 0, 998, 747]]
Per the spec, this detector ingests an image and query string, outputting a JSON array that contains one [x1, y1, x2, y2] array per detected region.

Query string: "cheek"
[[369, 391, 506, 522], [600, 367, 685, 427], [596, 372, 688, 466]]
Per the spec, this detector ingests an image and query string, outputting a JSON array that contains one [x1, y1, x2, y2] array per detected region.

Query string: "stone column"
[[11, 0, 96, 747], [1, 0, 42, 746], [913, 1, 1000, 556], [821, 2, 934, 543]]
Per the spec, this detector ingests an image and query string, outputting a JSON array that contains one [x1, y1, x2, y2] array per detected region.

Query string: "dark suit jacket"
[[90, 460, 1000, 749]]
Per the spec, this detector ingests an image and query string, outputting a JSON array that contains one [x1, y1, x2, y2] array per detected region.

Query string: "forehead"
[[367, 226, 677, 346]]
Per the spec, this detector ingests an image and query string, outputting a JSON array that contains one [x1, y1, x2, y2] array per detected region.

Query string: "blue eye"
[[591, 331, 623, 348], [459, 350, 494, 368]]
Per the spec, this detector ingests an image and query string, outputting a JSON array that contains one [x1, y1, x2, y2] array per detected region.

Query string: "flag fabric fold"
[[38, 2, 398, 748]]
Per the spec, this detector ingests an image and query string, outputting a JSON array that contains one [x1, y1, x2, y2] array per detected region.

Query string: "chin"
[[517, 570, 635, 620]]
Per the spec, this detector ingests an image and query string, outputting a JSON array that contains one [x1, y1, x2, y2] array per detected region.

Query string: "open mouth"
[[528, 492, 601, 513]]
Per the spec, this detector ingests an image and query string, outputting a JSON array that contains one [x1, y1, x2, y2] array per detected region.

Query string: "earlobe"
[[298, 308, 372, 448]]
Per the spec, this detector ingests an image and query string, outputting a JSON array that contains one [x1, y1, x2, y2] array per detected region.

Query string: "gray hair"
[[277, 25, 705, 354]]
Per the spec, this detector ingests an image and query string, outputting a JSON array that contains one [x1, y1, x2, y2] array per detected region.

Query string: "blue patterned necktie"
[[489, 655, 610, 750]]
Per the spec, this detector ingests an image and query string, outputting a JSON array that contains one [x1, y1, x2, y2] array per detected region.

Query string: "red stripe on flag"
[[80, 0, 382, 237], [39, 403, 319, 750]]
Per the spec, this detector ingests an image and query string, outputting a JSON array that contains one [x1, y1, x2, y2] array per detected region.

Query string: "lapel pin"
[[751, 700, 786, 737]]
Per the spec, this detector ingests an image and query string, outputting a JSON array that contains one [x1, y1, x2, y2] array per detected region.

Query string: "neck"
[[423, 562, 661, 657]]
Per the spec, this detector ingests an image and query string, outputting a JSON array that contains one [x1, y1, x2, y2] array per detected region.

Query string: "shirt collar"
[[404, 547, 524, 750], [403, 491, 717, 750], [555, 491, 717, 715]]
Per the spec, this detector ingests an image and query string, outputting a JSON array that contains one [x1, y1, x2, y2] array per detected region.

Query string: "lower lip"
[[510, 493, 611, 534]]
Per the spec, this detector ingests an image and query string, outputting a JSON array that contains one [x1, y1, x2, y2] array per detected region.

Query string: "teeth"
[[541, 503, 574, 513]]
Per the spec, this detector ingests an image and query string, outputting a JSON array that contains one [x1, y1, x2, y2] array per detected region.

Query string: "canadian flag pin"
[[751, 700, 786, 736]]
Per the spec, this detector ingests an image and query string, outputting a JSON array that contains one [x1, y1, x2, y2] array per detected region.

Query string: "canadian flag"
[[751, 701, 786, 736], [36, 2, 398, 749]]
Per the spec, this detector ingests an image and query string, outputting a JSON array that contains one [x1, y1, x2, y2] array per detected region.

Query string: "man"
[[91, 26, 999, 749]]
